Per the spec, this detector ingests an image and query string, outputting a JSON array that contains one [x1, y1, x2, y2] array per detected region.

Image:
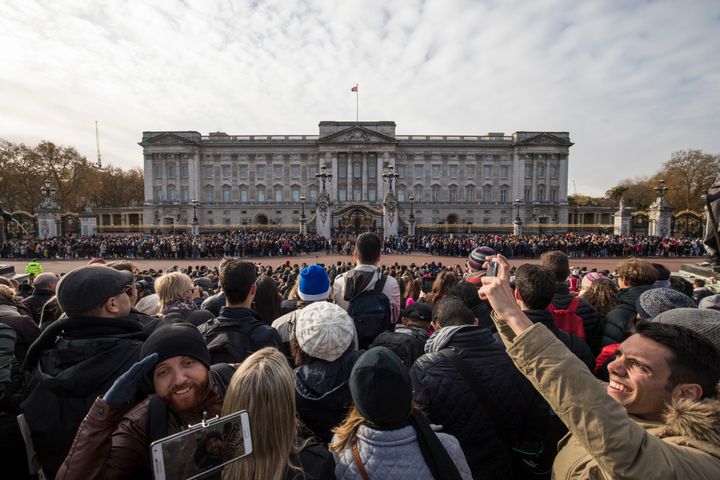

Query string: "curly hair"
[[582, 278, 618, 318]]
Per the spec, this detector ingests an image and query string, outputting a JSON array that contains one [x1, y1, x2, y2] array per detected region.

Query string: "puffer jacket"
[[20, 315, 147, 479], [0, 302, 39, 362], [601, 284, 656, 347], [295, 350, 363, 443], [495, 320, 720, 479], [410, 326, 536, 480], [57, 374, 225, 479], [551, 283, 602, 353], [333, 424, 473, 480]]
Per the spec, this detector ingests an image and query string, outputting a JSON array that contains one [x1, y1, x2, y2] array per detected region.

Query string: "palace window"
[[274, 188, 283, 202], [240, 188, 248, 202], [415, 165, 424, 178], [222, 186, 231, 203], [353, 162, 362, 178], [449, 165, 458, 179], [483, 165, 492, 179], [205, 165, 214, 179], [310, 188, 318, 203], [292, 188, 300, 202], [338, 161, 347, 178], [500, 165, 509, 180], [273, 165, 283, 178], [256, 165, 265, 179], [308, 165, 317, 178], [466, 165, 475, 179], [432, 165, 440, 178], [397, 164, 405, 179], [154, 165, 162, 179], [239, 165, 248, 178], [524, 187, 532, 203], [181, 187, 189, 203], [222, 165, 230, 179], [353, 186, 362, 201], [368, 160, 377, 178], [168, 165, 176, 179], [414, 185, 423, 201], [482, 186, 492, 203], [396, 188, 404, 202], [181, 164, 189, 179], [291, 165, 300, 179], [449, 185, 458, 203], [537, 165, 545, 179], [465, 185, 475, 202], [153, 186, 163, 201], [549, 164, 557, 179], [168, 186, 177, 202], [257, 188, 266, 203], [500, 188, 508, 204], [207, 189, 214, 203], [524, 164, 532, 179], [431, 185, 440, 203], [339, 188, 347, 201], [368, 188, 377, 202]]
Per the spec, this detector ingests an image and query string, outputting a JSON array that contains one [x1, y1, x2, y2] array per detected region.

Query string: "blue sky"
[[1, 0, 719, 196]]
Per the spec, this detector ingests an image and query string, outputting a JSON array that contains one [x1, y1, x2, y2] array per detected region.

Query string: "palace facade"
[[140, 121, 572, 235]]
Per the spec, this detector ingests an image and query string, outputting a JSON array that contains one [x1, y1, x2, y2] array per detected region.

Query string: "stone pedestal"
[[36, 200, 60, 239], [315, 192, 332, 239], [613, 199, 631, 236], [299, 216, 307, 235], [513, 219, 523, 235], [80, 202, 97, 237], [648, 198, 672, 238], [383, 192, 398, 240], [408, 217, 416, 236], [191, 219, 200, 236]]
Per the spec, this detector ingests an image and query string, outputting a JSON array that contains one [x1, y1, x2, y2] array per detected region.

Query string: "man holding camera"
[[58, 322, 233, 479], [480, 255, 720, 479]]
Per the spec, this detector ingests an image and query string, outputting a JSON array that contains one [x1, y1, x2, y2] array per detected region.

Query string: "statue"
[[703, 175, 720, 268]]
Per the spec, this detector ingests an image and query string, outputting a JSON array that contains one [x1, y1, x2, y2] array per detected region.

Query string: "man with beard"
[[57, 322, 233, 479]]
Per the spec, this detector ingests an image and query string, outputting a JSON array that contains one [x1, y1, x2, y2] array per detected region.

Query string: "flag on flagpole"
[[351, 84, 358, 92]]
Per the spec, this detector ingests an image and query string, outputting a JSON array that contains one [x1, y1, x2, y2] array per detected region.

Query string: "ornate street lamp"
[[654, 179, 669, 200], [409, 194, 415, 221], [300, 194, 306, 220], [40, 181, 56, 205], [514, 198, 522, 223], [382, 165, 400, 193], [315, 163, 332, 194], [190, 198, 200, 223]]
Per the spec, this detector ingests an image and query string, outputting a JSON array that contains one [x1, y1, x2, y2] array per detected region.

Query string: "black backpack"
[[370, 327, 429, 369], [200, 316, 266, 364], [347, 275, 392, 349]]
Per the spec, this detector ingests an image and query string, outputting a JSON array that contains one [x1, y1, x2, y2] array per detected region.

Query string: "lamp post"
[[408, 194, 416, 236], [40, 181, 56, 206], [316, 163, 332, 194], [382, 165, 400, 193], [513, 198, 523, 235], [190, 198, 200, 236], [299, 194, 307, 235]]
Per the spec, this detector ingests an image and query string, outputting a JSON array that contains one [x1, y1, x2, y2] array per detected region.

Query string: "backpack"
[[547, 297, 586, 339], [200, 316, 266, 364], [370, 327, 429, 369], [347, 275, 392, 349], [148, 363, 235, 443], [0, 324, 20, 408]]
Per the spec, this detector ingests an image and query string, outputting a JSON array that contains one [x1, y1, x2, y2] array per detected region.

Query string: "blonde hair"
[[329, 406, 365, 452], [0, 284, 16, 302], [154, 272, 193, 305], [221, 348, 305, 480]]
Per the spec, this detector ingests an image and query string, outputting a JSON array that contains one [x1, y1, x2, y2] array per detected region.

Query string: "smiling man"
[[480, 255, 720, 479], [58, 322, 234, 479]]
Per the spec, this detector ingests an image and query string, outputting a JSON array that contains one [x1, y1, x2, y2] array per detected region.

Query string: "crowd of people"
[[0, 230, 707, 260], [1, 232, 719, 479]]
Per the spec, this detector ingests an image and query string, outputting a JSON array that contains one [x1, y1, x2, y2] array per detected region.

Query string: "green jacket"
[[495, 320, 720, 479], [25, 261, 44, 276]]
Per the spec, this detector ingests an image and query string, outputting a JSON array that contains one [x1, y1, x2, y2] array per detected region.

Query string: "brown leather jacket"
[[57, 374, 224, 480]]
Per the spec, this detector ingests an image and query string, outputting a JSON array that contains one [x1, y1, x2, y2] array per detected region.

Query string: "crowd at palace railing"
[[1, 231, 719, 479], [0, 231, 707, 259]]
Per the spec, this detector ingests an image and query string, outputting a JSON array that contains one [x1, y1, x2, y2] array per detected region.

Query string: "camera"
[[485, 260, 499, 277]]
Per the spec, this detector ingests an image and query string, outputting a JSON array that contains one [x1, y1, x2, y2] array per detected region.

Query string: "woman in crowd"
[[582, 278, 618, 319], [404, 277, 422, 308], [331, 347, 471, 479], [155, 271, 215, 325], [254, 275, 283, 325], [423, 270, 459, 307], [221, 348, 335, 480]]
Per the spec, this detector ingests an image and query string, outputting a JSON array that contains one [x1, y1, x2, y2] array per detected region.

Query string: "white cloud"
[[1, 0, 719, 195]]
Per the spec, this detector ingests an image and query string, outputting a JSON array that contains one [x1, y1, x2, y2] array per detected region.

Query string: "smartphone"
[[150, 410, 252, 480], [485, 260, 499, 277]]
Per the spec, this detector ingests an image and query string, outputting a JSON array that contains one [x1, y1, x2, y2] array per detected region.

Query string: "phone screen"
[[151, 410, 252, 480]]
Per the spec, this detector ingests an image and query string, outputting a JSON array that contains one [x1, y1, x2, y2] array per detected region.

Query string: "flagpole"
[[356, 83, 359, 123]]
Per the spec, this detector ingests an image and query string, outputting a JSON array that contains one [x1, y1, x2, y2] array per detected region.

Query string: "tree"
[[659, 150, 720, 211], [605, 177, 656, 210]]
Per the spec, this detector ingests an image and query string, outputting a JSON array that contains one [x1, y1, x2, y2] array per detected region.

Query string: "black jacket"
[[601, 284, 656, 347], [21, 288, 55, 324], [523, 309, 595, 371], [551, 283, 602, 354], [199, 306, 283, 364], [294, 350, 362, 444], [286, 439, 336, 480], [20, 315, 148, 479], [410, 326, 536, 480]]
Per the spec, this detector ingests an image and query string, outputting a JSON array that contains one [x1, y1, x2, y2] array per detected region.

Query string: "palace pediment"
[[514, 133, 573, 147], [139, 132, 200, 147], [319, 126, 397, 144]]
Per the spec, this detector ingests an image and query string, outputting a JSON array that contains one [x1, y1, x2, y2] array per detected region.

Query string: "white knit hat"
[[295, 302, 358, 361]]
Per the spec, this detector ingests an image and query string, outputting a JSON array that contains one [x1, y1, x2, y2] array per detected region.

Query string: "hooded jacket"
[[295, 349, 363, 443], [21, 315, 147, 478], [21, 287, 55, 324], [552, 282, 602, 353], [332, 265, 401, 323], [601, 284, 656, 347], [523, 309, 595, 371], [495, 320, 720, 479], [410, 325, 536, 480]]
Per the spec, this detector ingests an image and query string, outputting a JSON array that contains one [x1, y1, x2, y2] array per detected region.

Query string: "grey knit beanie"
[[636, 288, 696, 320], [652, 308, 720, 350]]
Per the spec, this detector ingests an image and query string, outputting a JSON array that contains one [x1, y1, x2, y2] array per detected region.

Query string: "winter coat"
[[494, 320, 720, 479], [286, 441, 336, 480], [523, 309, 595, 371], [332, 265, 401, 323], [295, 350, 363, 444], [410, 325, 536, 480], [333, 424, 473, 480], [57, 373, 225, 480], [21, 288, 55, 324], [551, 283, 602, 353], [20, 315, 147, 479], [601, 284, 656, 347], [0, 303, 39, 363]]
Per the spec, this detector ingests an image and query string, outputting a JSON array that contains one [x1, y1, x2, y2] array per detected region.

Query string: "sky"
[[1, 0, 719, 196]]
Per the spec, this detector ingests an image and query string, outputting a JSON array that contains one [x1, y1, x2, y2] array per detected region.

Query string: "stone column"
[[36, 206, 60, 239], [362, 152, 368, 201], [383, 192, 398, 239], [144, 154, 154, 202], [613, 199, 631, 235], [316, 192, 332, 239], [190, 151, 201, 201], [648, 197, 672, 238], [329, 153, 338, 201], [347, 152, 353, 202], [80, 203, 97, 237]]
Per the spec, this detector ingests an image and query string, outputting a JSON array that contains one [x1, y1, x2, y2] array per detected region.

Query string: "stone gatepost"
[[613, 199, 631, 236], [80, 201, 97, 237], [648, 193, 672, 238], [315, 192, 332, 239], [383, 192, 398, 239], [36, 201, 60, 240]]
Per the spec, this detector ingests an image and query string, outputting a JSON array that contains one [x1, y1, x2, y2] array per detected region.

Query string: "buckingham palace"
[[141, 121, 572, 237]]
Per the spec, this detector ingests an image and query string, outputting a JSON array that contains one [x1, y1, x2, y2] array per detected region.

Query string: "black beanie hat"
[[141, 323, 211, 373], [349, 347, 412, 428]]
